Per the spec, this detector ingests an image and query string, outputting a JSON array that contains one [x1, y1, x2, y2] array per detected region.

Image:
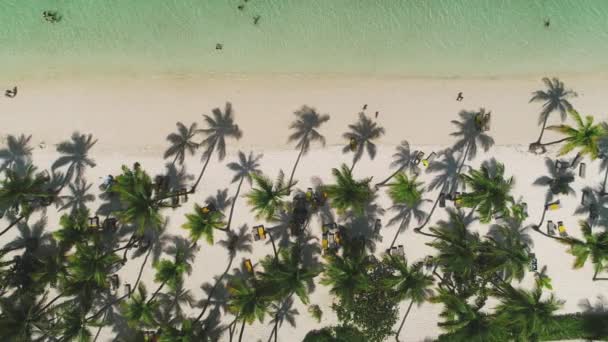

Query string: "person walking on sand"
[[456, 92, 463, 101], [375, 111, 379, 118], [363, 104, 368, 110]]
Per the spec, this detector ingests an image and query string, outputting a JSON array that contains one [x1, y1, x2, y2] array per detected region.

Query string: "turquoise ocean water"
[[2, 0, 608, 79]]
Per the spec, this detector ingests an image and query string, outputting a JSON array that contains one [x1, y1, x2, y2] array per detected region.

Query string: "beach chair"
[[328, 233, 336, 249], [88, 216, 100, 229], [424, 256, 434, 271], [439, 192, 446, 208], [321, 233, 329, 251], [244, 259, 254, 274], [305, 188, 313, 202], [522, 202, 528, 216], [252, 225, 266, 241], [558, 221, 568, 237], [179, 188, 188, 202], [421, 152, 437, 168], [374, 218, 382, 233], [482, 112, 491, 131], [334, 232, 342, 246], [579, 162, 586, 178], [555, 160, 569, 173], [413, 151, 425, 166], [103, 218, 118, 231], [529, 253, 538, 272], [581, 190, 589, 206], [110, 274, 120, 291], [202, 202, 216, 214], [349, 137, 357, 151], [322, 222, 338, 234], [546, 220, 556, 236], [453, 192, 463, 208], [546, 200, 561, 211], [397, 245, 405, 257], [124, 283, 132, 298]]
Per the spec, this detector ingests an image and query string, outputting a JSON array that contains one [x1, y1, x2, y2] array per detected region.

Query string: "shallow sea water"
[[1, 0, 608, 78]]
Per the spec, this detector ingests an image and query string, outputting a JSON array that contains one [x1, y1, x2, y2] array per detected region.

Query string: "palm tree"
[[342, 112, 385, 171], [324, 164, 373, 216], [492, 284, 563, 341], [67, 243, 122, 289], [258, 245, 320, 304], [158, 280, 195, 322], [226, 151, 262, 230], [383, 256, 434, 341], [56, 306, 94, 342], [149, 251, 193, 304], [567, 221, 608, 281], [1, 216, 52, 255], [267, 297, 299, 342], [164, 122, 200, 166], [287, 106, 330, 187], [246, 171, 291, 221], [450, 109, 495, 162], [227, 277, 270, 342], [0, 294, 42, 341], [110, 165, 164, 249], [182, 203, 227, 245], [481, 222, 532, 283], [529, 77, 577, 148], [52, 132, 97, 185], [320, 252, 369, 305], [191, 102, 242, 193], [386, 172, 429, 247], [58, 178, 95, 214], [459, 160, 514, 223], [0, 164, 51, 237], [433, 288, 505, 342], [0, 134, 33, 173], [533, 158, 575, 202], [543, 109, 605, 159], [375, 140, 419, 188], [120, 283, 159, 328], [53, 210, 90, 252]]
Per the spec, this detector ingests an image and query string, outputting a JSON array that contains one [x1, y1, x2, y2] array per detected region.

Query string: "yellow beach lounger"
[[558, 221, 568, 237], [421, 152, 437, 168], [244, 259, 254, 273], [257, 225, 266, 240], [546, 200, 561, 211], [322, 234, 329, 250]]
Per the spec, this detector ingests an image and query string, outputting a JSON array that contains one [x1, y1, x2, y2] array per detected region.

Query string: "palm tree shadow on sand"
[[0, 134, 34, 173], [450, 109, 494, 161], [342, 196, 385, 253]]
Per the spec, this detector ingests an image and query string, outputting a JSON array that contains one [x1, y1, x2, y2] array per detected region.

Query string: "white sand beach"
[[1, 75, 608, 341]]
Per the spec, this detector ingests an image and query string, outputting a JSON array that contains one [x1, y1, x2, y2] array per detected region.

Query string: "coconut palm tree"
[[375, 140, 419, 188], [567, 221, 608, 281], [0, 293, 43, 341], [481, 222, 532, 283], [533, 158, 575, 202], [575, 185, 608, 227], [386, 172, 429, 247], [56, 306, 95, 342], [246, 171, 291, 221], [67, 243, 122, 289], [287, 106, 330, 187], [267, 297, 299, 342], [383, 256, 434, 341], [191, 102, 242, 193], [342, 112, 385, 171], [227, 277, 270, 342], [149, 251, 193, 304], [158, 280, 195, 322], [543, 109, 605, 159], [450, 109, 495, 162], [433, 288, 505, 342], [459, 159, 514, 223], [324, 164, 373, 216], [1, 216, 52, 256], [258, 245, 320, 304], [320, 251, 369, 305], [120, 283, 159, 328], [110, 165, 165, 251], [529, 77, 577, 148], [492, 284, 563, 341], [53, 210, 91, 252], [164, 122, 200, 166], [0, 134, 33, 173], [182, 203, 227, 246], [226, 151, 262, 230], [52, 132, 97, 185], [0, 164, 52, 237], [58, 178, 95, 214]]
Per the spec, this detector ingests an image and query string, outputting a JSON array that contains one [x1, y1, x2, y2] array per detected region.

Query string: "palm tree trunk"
[[375, 165, 405, 188], [146, 281, 166, 305], [535, 114, 550, 144], [238, 319, 247, 342], [267, 292, 295, 342], [349, 159, 358, 173], [171, 153, 180, 167], [194, 256, 235, 324], [226, 177, 245, 231], [0, 214, 25, 237], [395, 299, 415, 342], [132, 245, 153, 292], [287, 143, 306, 189], [33, 292, 64, 319], [269, 232, 278, 262], [602, 165, 608, 195], [93, 326, 102, 342], [592, 267, 608, 281], [191, 144, 216, 193], [389, 217, 408, 249], [539, 137, 571, 147]]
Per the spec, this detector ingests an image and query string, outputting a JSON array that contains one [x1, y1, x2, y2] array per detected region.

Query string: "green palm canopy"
[[545, 109, 605, 159], [182, 203, 226, 245], [324, 164, 373, 216], [320, 252, 369, 305], [459, 160, 514, 223], [529, 77, 577, 144], [567, 221, 608, 280], [245, 171, 291, 220]]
